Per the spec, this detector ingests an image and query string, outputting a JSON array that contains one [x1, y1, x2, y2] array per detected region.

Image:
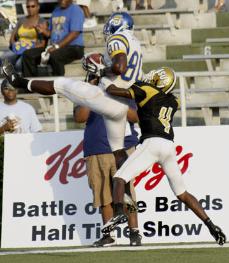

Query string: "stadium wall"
[[1, 127, 229, 248]]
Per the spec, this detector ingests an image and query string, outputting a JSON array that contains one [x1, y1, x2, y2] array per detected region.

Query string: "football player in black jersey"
[[102, 67, 226, 246]]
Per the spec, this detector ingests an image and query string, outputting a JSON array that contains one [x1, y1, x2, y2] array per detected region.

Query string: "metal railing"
[[176, 71, 229, 127]]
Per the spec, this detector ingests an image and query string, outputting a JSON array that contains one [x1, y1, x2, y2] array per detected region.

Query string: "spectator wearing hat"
[[0, 79, 42, 134]]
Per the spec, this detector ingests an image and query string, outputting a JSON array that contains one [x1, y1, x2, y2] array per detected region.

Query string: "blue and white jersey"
[[102, 30, 143, 89]]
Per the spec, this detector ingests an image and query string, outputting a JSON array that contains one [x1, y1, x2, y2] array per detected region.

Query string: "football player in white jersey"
[[2, 12, 143, 174], [102, 13, 143, 89]]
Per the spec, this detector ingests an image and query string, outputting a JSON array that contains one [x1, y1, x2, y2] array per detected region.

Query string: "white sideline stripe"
[[0, 243, 228, 256]]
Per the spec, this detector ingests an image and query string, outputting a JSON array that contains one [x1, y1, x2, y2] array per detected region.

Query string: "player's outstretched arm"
[[106, 84, 132, 98]]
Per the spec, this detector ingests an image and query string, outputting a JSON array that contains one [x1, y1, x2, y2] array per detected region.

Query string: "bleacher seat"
[[2, 1, 229, 130]]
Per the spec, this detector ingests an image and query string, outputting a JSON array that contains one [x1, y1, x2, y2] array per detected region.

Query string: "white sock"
[[27, 79, 33, 92]]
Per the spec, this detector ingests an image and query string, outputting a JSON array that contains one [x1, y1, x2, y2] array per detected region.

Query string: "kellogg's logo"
[[44, 140, 86, 184], [44, 142, 193, 190]]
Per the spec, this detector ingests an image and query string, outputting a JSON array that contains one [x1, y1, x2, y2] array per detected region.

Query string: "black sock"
[[16, 77, 29, 90], [130, 228, 139, 234], [9, 74, 29, 90], [204, 218, 214, 229]]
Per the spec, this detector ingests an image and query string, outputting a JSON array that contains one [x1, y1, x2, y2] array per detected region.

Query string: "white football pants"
[[54, 77, 128, 151], [114, 137, 186, 196]]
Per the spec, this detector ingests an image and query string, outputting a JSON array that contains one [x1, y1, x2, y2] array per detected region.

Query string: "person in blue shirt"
[[22, 0, 84, 76], [74, 73, 142, 247]]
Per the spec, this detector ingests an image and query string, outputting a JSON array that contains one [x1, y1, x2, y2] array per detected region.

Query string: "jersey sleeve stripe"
[[139, 85, 159, 107], [111, 49, 125, 58], [108, 34, 130, 54], [128, 88, 135, 99]]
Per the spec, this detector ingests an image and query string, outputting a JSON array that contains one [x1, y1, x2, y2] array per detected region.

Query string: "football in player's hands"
[[82, 52, 105, 76], [86, 53, 104, 65]]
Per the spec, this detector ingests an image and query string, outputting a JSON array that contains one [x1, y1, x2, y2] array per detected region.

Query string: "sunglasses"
[[26, 5, 36, 8]]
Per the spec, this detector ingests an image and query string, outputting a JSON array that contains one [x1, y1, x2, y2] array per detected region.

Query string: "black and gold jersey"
[[129, 82, 179, 142]]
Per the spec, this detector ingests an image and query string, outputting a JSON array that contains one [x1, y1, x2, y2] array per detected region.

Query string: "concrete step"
[[141, 45, 166, 61], [216, 12, 229, 27], [84, 24, 169, 47], [219, 59, 229, 71], [166, 43, 229, 60], [133, 12, 215, 29], [65, 61, 86, 77], [178, 12, 216, 29], [143, 59, 208, 72], [91, 0, 200, 12], [193, 76, 229, 89], [155, 29, 191, 45], [192, 27, 229, 43], [174, 108, 229, 126]]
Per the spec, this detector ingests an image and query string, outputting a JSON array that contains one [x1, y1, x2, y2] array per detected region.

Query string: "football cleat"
[[1, 60, 20, 87], [129, 229, 142, 246], [92, 235, 116, 247], [124, 193, 138, 213], [102, 214, 128, 234], [209, 225, 226, 246], [205, 219, 226, 246]]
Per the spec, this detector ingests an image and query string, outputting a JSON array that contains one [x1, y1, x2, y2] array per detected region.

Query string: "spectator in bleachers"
[[123, 0, 136, 10], [160, 0, 177, 9], [0, 0, 47, 73], [0, 15, 10, 37], [75, 0, 97, 28], [208, 0, 216, 10], [208, 0, 228, 12], [214, 0, 229, 12], [111, 0, 124, 11], [0, 79, 42, 135], [22, 0, 84, 77], [136, 0, 153, 10]]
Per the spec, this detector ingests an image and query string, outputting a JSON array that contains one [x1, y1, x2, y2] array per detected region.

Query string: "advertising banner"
[[1, 126, 229, 248]]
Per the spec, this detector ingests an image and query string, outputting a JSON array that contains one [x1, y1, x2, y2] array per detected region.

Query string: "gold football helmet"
[[143, 67, 176, 94]]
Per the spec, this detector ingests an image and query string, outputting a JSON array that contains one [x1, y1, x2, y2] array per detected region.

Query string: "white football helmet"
[[143, 67, 176, 94]]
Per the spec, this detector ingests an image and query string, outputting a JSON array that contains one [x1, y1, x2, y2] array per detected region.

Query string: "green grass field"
[[0, 247, 228, 263]]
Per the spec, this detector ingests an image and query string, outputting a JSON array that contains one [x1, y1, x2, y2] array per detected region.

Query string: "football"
[[86, 53, 104, 65], [82, 52, 105, 75]]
